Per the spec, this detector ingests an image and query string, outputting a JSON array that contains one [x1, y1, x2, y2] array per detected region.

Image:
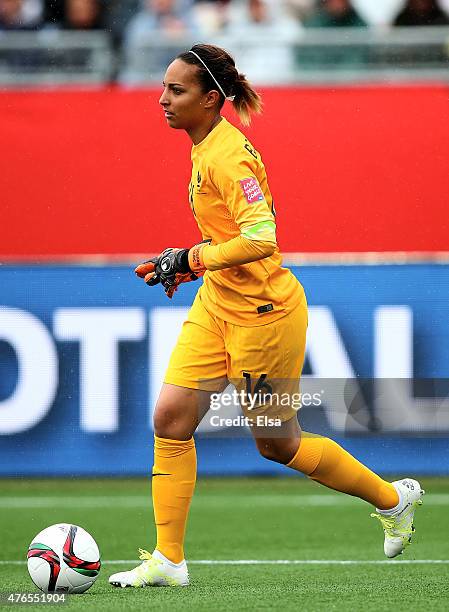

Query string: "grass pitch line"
[[0, 493, 448, 509], [2, 560, 449, 566], [108, 559, 449, 566]]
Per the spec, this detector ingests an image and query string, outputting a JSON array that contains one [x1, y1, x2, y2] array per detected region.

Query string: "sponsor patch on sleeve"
[[239, 177, 265, 204]]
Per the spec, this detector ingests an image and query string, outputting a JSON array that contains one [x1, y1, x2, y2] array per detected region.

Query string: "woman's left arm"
[[192, 158, 278, 273], [191, 223, 276, 272]]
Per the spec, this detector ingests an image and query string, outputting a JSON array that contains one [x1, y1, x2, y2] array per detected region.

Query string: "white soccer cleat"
[[109, 549, 189, 587], [371, 478, 424, 558]]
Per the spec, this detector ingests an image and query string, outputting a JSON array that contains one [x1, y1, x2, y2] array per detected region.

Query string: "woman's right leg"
[[109, 381, 225, 588], [150, 295, 229, 565], [151, 383, 222, 565], [109, 294, 228, 587]]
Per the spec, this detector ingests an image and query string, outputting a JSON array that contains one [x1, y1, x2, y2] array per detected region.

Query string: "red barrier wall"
[[1, 85, 448, 257]]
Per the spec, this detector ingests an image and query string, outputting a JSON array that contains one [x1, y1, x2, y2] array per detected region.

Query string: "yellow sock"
[[152, 435, 196, 564], [287, 433, 399, 510]]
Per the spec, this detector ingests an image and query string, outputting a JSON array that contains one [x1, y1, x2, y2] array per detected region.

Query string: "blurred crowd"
[[1, 0, 448, 82], [1, 0, 449, 34]]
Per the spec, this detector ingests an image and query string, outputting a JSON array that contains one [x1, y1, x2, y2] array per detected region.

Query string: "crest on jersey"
[[240, 177, 264, 204]]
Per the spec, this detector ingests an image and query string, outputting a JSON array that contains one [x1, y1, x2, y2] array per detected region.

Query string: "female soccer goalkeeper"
[[109, 44, 423, 588]]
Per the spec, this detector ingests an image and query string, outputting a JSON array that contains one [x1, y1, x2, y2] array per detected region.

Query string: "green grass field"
[[1, 477, 448, 611]]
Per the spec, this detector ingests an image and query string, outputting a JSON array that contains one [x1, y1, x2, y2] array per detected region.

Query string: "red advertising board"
[[1, 85, 448, 257]]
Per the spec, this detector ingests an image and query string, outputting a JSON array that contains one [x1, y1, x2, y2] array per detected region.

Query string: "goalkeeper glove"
[[135, 241, 210, 298]]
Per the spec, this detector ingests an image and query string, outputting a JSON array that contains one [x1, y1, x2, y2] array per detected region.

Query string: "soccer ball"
[[27, 523, 101, 594]]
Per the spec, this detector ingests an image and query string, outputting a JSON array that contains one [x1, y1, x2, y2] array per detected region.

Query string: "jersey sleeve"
[[199, 234, 276, 272], [208, 156, 276, 243]]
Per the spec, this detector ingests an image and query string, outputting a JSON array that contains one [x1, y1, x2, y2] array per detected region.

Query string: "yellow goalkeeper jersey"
[[189, 117, 304, 326]]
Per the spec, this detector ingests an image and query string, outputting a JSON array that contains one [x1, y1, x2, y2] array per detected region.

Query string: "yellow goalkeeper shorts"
[[164, 292, 308, 422]]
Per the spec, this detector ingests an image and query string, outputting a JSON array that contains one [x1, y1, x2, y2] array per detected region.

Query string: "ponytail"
[[177, 44, 263, 126], [232, 72, 263, 127]]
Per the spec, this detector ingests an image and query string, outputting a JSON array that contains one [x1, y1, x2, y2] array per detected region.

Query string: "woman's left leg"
[[245, 298, 423, 558], [252, 418, 425, 558], [252, 419, 399, 510], [234, 299, 398, 509]]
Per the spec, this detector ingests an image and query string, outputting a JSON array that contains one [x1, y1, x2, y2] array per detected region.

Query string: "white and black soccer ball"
[[27, 523, 101, 594]]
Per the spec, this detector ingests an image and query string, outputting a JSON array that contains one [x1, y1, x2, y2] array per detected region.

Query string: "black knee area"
[[256, 436, 300, 465], [257, 442, 289, 464]]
